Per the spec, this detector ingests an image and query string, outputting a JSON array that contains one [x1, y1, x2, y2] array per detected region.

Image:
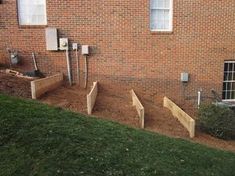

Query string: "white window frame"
[[17, 0, 47, 26], [150, 0, 173, 32], [222, 61, 235, 102]]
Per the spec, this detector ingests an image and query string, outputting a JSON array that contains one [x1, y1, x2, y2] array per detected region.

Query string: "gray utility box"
[[82, 45, 89, 55], [45, 27, 58, 51], [181, 72, 189, 82]]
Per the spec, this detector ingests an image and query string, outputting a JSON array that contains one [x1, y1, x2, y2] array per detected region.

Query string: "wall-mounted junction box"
[[45, 27, 58, 51], [59, 38, 69, 50], [82, 45, 89, 55], [181, 72, 189, 82], [72, 43, 78, 50]]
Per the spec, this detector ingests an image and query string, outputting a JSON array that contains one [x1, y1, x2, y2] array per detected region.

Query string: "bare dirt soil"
[[40, 85, 140, 128], [40, 85, 189, 138], [0, 70, 31, 98], [193, 132, 235, 153], [34, 85, 235, 153], [143, 100, 189, 138], [93, 90, 140, 127], [40, 85, 89, 114], [0, 72, 234, 152]]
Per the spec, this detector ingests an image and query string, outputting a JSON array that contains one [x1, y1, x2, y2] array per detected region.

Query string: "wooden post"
[[131, 89, 145, 129], [87, 82, 98, 115]]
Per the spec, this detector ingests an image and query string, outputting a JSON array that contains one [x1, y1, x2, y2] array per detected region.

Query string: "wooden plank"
[[6, 69, 20, 75], [87, 82, 98, 115], [31, 73, 63, 99], [131, 89, 145, 129], [163, 97, 195, 138], [5, 69, 35, 79]]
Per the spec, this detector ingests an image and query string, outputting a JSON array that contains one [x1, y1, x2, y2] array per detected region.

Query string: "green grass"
[[0, 94, 235, 176]]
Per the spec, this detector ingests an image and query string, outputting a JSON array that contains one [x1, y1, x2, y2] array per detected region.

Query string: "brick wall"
[[0, 0, 235, 107]]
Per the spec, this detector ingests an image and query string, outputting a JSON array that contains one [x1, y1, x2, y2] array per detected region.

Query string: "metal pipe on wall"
[[76, 47, 80, 85], [198, 90, 201, 108], [84, 55, 88, 89], [66, 49, 72, 86]]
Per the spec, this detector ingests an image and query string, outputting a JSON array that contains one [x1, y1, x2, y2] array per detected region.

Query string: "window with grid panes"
[[223, 61, 235, 101], [150, 0, 173, 31]]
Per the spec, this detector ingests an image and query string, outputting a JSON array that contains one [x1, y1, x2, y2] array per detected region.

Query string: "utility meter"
[[72, 43, 78, 50], [59, 38, 69, 50]]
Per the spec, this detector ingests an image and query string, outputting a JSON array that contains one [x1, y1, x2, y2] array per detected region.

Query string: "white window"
[[223, 61, 235, 101], [17, 0, 47, 25], [150, 0, 173, 32]]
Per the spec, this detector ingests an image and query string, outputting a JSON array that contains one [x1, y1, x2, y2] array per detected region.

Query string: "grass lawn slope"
[[0, 94, 235, 176]]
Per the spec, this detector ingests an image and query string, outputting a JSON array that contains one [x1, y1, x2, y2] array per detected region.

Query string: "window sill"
[[222, 100, 235, 102], [150, 31, 174, 35], [220, 100, 235, 107], [18, 25, 48, 29]]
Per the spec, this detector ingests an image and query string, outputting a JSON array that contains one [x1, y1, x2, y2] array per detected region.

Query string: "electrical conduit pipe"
[[66, 49, 72, 86]]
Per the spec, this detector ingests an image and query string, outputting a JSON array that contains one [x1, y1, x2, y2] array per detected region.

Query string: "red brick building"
[[0, 0, 235, 105]]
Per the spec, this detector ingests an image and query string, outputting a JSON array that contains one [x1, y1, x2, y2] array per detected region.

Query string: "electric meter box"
[[45, 27, 58, 51], [82, 45, 89, 55], [59, 38, 69, 50], [181, 72, 189, 82], [72, 43, 78, 50]]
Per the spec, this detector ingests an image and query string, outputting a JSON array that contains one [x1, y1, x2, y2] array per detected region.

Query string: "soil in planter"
[[40, 85, 89, 114], [40, 85, 189, 137], [40, 85, 140, 128], [92, 90, 140, 128], [0, 70, 31, 98]]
